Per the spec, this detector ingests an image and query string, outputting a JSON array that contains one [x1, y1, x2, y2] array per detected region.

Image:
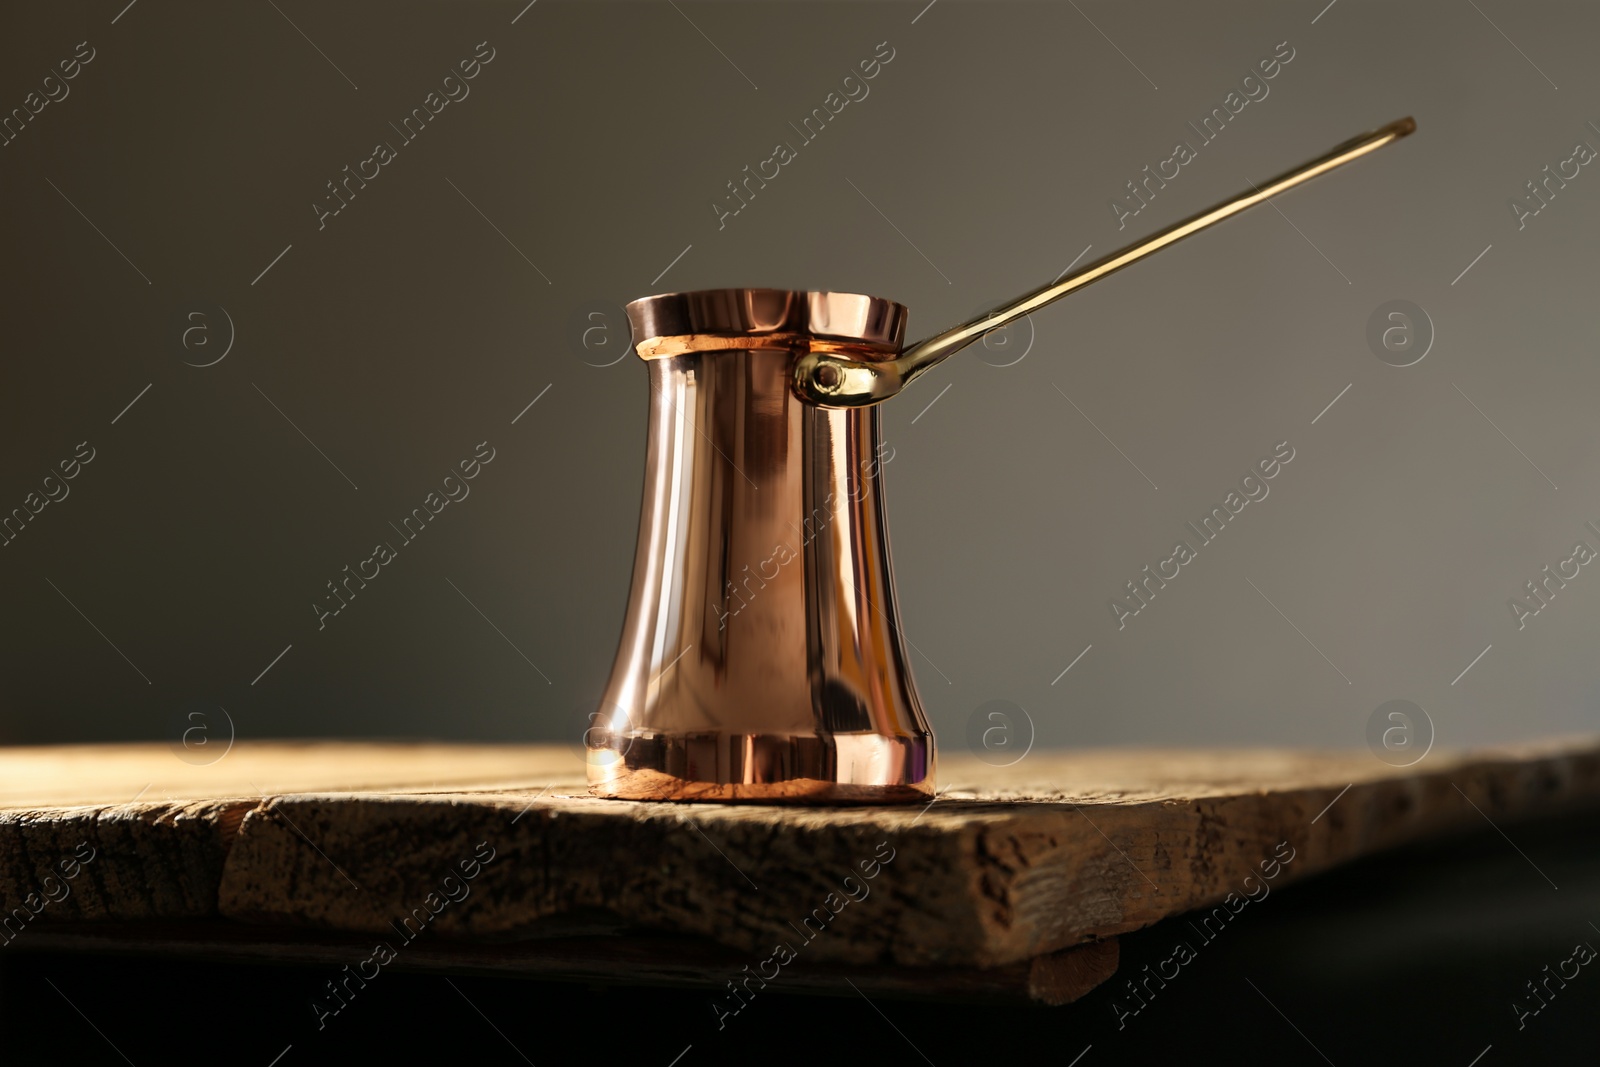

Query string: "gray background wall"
[[3, 0, 1597, 759]]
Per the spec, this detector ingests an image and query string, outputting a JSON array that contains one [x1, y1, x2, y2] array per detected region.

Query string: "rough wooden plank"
[[0, 801, 249, 924], [2, 739, 1597, 972], [0, 741, 569, 807], [0, 742, 565, 928]]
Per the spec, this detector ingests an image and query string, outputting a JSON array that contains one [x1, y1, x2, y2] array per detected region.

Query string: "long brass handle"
[[794, 116, 1417, 408]]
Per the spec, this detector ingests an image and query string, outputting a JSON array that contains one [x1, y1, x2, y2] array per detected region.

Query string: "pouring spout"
[[795, 116, 1417, 408]]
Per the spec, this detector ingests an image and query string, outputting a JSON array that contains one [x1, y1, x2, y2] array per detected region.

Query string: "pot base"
[[588, 730, 935, 804]]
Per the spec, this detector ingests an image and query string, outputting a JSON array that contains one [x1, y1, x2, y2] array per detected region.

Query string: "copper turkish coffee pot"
[[588, 118, 1416, 802]]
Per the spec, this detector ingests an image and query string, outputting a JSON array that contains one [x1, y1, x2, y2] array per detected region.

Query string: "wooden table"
[[3, 739, 1597, 1005]]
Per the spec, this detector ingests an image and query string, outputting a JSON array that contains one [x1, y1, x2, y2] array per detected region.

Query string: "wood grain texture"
[[2, 739, 1597, 975]]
